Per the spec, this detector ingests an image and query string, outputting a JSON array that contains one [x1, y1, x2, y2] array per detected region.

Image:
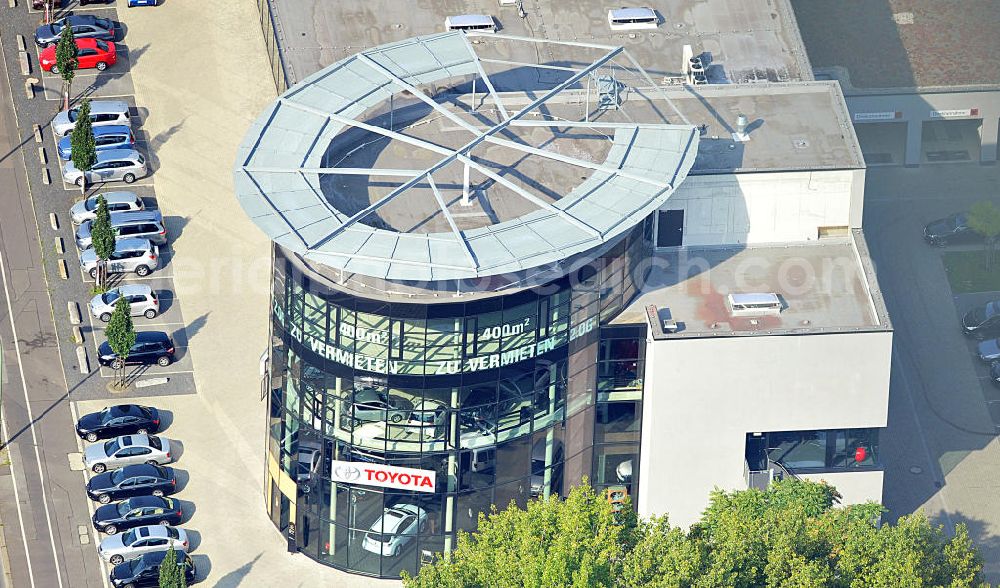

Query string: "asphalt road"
[[0, 18, 107, 588]]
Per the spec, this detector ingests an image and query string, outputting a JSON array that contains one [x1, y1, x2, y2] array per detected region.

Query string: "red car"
[[39, 38, 117, 74]]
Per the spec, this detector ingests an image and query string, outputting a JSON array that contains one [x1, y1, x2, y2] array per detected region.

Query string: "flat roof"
[[266, 0, 813, 87], [235, 33, 700, 283], [613, 232, 890, 337], [792, 0, 1000, 91], [670, 82, 863, 173]]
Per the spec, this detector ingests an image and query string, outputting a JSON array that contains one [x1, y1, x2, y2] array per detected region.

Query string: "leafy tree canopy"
[[54, 22, 78, 84], [70, 98, 96, 175], [404, 480, 986, 588], [105, 296, 136, 361]]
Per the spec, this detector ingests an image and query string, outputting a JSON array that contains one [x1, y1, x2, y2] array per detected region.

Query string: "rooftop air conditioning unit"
[[726, 293, 782, 317]]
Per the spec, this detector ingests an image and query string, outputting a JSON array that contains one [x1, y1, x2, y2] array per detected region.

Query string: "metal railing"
[[744, 458, 801, 491], [256, 0, 291, 94]]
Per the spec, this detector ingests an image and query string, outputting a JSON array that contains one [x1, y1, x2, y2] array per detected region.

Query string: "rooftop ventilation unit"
[[726, 293, 782, 317], [608, 7, 658, 30]]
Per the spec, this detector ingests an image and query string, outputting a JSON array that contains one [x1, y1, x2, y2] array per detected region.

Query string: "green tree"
[[53, 22, 78, 111], [967, 200, 1000, 271], [404, 480, 987, 588], [403, 484, 638, 588], [90, 194, 116, 290], [158, 546, 187, 588], [105, 296, 136, 388], [70, 99, 96, 193]]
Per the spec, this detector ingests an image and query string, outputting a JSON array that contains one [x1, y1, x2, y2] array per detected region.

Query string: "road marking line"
[[0, 245, 64, 588], [0, 417, 37, 588], [67, 402, 109, 581]]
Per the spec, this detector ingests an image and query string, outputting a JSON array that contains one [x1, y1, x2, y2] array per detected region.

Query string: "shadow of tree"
[[212, 552, 263, 588]]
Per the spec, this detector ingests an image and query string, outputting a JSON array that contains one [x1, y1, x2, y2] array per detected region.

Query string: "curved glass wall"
[[264, 217, 652, 578]]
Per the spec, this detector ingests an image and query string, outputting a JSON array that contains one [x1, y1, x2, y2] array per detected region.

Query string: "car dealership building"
[[236, 28, 891, 580]]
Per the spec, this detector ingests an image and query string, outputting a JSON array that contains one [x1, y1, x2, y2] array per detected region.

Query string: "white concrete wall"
[[637, 330, 892, 527], [660, 169, 859, 248], [797, 470, 885, 507]]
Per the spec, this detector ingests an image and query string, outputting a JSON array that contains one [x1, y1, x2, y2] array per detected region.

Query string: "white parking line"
[[0, 244, 65, 588]]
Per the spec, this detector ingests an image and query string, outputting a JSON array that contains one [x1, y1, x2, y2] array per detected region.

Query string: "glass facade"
[[264, 219, 652, 578], [745, 428, 881, 472]]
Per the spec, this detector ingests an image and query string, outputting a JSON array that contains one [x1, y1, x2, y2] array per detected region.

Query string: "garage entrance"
[[921, 119, 982, 163], [854, 122, 906, 166]]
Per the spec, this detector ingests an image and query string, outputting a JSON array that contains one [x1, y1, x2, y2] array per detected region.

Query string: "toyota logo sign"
[[333, 464, 361, 482], [328, 459, 436, 493]]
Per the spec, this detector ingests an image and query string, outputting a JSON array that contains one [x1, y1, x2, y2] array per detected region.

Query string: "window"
[[751, 428, 881, 472]]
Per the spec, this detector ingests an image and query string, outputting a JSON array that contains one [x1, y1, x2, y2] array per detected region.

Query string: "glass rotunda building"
[[235, 32, 698, 578]]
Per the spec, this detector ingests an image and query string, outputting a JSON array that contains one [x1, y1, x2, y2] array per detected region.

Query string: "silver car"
[[76, 210, 165, 250], [88, 284, 159, 322], [83, 434, 172, 474], [98, 525, 188, 565], [70, 192, 144, 225], [80, 238, 159, 279], [63, 149, 147, 187], [52, 100, 130, 137], [361, 503, 427, 556]]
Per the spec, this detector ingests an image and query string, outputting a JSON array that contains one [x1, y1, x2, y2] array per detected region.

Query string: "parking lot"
[[864, 163, 1000, 582]]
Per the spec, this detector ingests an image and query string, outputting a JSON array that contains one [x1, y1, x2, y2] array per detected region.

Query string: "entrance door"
[[656, 210, 684, 247]]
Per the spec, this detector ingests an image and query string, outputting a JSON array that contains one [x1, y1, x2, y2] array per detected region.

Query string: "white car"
[[361, 503, 426, 556], [83, 434, 172, 474], [98, 525, 188, 565]]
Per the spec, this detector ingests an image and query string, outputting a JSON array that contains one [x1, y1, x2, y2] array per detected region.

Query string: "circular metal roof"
[[235, 32, 699, 282]]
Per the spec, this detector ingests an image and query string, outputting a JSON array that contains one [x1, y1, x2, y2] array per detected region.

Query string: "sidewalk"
[[104, 1, 397, 585]]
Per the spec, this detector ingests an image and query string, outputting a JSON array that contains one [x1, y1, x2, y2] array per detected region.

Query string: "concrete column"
[[904, 118, 923, 167], [980, 115, 998, 164]]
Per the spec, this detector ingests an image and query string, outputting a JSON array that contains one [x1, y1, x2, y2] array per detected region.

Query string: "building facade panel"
[[638, 329, 892, 527]]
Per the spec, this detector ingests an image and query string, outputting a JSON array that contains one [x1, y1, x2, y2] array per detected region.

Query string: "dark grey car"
[[34, 15, 115, 48]]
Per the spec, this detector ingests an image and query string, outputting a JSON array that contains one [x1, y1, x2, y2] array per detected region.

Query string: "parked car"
[[94, 498, 183, 537], [34, 15, 114, 48], [962, 300, 1000, 340], [76, 210, 165, 250], [87, 463, 177, 504], [348, 388, 413, 424], [977, 338, 1000, 362], [99, 524, 187, 565], [991, 361, 1000, 388], [63, 148, 146, 187], [80, 238, 159, 280], [361, 503, 426, 556], [109, 549, 195, 588], [128, 0, 158, 5], [40, 38, 117, 73], [58, 125, 134, 161], [84, 434, 172, 474], [98, 331, 175, 370], [89, 284, 160, 322], [52, 100, 130, 137], [408, 400, 446, 440], [923, 212, 979, 246], [71, 191, 144, 225], [76, 405, 160, 442], [296, 443, 321, 493]]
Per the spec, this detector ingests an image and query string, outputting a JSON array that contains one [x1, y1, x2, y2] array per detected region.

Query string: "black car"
[[76, 404, 160, 442], [98, 332, 175, 369], [110, 549, 196, 588], [87, 464, 177, 504], [990, 361, 1000, 388], [34, 15, 115, 48], [923, 212, 979, 246], [962, 300, 1000, 340], [93, 496, 182, 535]]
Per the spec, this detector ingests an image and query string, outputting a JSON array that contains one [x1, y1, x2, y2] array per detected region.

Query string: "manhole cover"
[[909, 466, 923, 475]]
